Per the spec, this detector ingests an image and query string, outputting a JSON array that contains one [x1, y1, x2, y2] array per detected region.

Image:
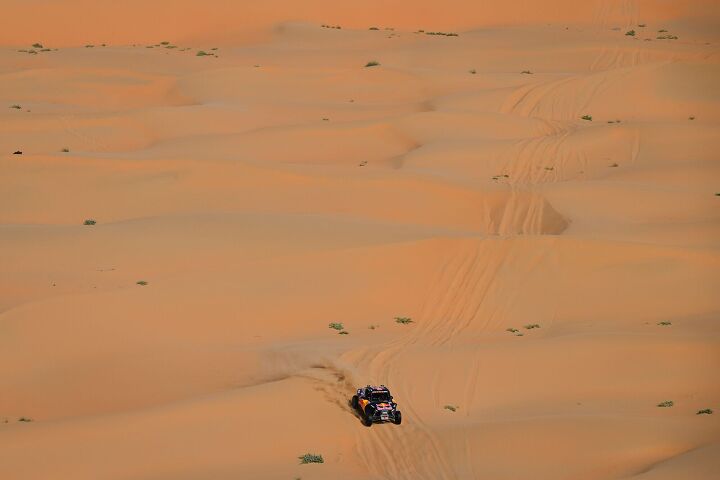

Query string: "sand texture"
[[1, 1, 719, 479]]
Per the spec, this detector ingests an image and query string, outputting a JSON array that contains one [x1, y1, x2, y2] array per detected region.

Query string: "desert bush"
[[369, 27, 379, 30], [136, 280, 148, 286], [32, 43, 43, 48], [196, 50, 210, 56], [18, 417, 33, 422], [657, 321, 672, 326], [506, 327, 519, 333], [697, 409, 713, 415], [444, 405, 458, 412], [338, 331, 349, 335], [83, 219, 96, 225], [581, 115, 592, 121], [365, 60, 380, 67], [521, 70, 533, 74], [609, 162, 619, 167], [61, 148, 70, 153], [625, 30, 636, 36], [657, 400, 674, 407], [10, 104, 21, 109], [469, 69, 477, 74], [395, 317, 413, 324], [523, 324, 541, 330], [328, 322, 344, 331], [299, 453, 324, 464]]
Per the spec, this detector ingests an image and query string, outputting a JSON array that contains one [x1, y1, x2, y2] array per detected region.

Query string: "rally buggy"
[[351, 385, 402, 426]]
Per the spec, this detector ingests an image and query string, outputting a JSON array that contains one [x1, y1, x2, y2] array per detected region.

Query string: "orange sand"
[[1, 1, 719, 479]]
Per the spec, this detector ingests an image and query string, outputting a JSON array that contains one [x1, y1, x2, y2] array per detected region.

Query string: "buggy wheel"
[[394, 411, 402, 425], [363, 414, 373, 427], [351, 395, 359, 409]]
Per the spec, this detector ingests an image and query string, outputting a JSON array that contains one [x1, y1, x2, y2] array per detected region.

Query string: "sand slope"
[[1, 1, 719, 479]]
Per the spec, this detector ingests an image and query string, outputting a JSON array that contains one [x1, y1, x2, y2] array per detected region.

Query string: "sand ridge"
[[1, 1, 719, 479]]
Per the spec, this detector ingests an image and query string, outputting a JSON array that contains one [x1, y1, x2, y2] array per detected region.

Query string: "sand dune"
[[1, 1, 719, 479]]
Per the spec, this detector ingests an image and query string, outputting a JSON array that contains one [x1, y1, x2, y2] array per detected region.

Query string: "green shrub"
[[85, 44, 94, 48], [444, 405, 458, 412], [10, 104, 21, 109], [160, 41, 170, 45], [328, 322, 344, 331], [506, 327, 519, 333], [61, 147, 70, 153], [338, 330, 349, 335], [625, 30, 636, 36], [18, 417, 33, 422], [581, 115, 592, 121], [521, 70, 533, 74], [83, 219, 96, 225], [469, 69, 476, 74], [299, 453, 324, 464], [369, 27, 379, 30], [697, 409, 713, 415], [523, 324, 541, 330], [609, 162, 619, 168], [196, 50, 210, 56], [32, 43, 43, 48], [136, 280, 148, 286], [657, 321, 672, 326], [395, 317, 413, 324], [657, 400, 674, 407], [365, 61, 380, 67]]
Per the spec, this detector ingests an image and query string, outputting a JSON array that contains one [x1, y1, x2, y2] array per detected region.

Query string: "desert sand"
[[1, 1, 719, 479]]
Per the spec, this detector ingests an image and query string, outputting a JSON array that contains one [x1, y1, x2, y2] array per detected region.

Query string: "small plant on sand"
[[10, 104, 21, 109], [469, 69, 477, 74], [136, 280, 148, 286], [85, 44, 95, 48], [657, 321, 672, 326], [328, 322, 344, 331], [696, 409, 713, 415], [638, 24, 646, 28], [544, 166, 554, 171], [444, 405, 459, 412], [32, 43, 43, 49], [689, 116, 695, 120], [369, 27, 380, 30], [581, 115, 593, 121], [506, 327, 519, 333], [61, 147, 70, 153], [524, 324, 541, 330], [83, 219, 97, 226], [395, 317, 413, 324], [657, 400, 674, 408], [299, 453, 324, 464], [338, 330, 349, 335], [18, 417, 33, 422], [609, 162, 619, 168], [365, 60, 380, 67], [196, 50, 211, 57], [521, 70, 533, 74], [160, 41, 170, 45], [625, 30, 636, 36]]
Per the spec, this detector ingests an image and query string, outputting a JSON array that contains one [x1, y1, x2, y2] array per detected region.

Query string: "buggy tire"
[[363, 415, 373, 427], [351, 395, 359, 409], [394, 411, 402, 425]]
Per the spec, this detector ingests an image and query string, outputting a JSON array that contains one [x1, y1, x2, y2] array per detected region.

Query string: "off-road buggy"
[[352, 385, 402, 426]]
